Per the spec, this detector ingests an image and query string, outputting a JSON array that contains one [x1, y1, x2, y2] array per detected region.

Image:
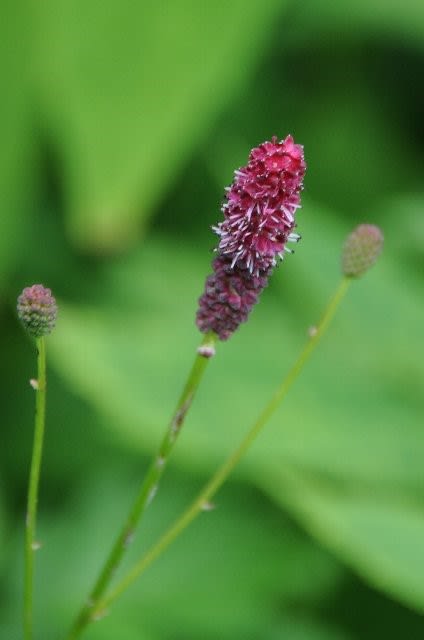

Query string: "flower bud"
[[17, 284, 58, 337], [342, 224, 384, 278]]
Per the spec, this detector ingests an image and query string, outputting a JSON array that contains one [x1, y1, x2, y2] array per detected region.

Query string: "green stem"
[[66, 331, 217, 639], [92, 277, 351, 616], [24, 337, 47, 640]]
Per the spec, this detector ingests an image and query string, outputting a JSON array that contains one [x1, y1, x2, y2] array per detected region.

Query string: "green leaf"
[[265, 617, 354, 640], [34, 0, 285, 251], [263, 466, 424, 614], [0, 1, 35, 287], [289, 1, 424, 50]]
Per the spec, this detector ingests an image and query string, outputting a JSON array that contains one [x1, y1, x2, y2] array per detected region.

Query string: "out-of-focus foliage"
[[1, 1, 423, 639]]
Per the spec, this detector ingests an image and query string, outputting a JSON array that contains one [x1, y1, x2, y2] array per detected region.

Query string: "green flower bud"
[[17, 284, 58, 337], [342, 224, 384, 278]]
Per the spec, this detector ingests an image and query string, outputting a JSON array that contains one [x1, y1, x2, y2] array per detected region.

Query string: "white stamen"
[[288, 232, 301, 242]]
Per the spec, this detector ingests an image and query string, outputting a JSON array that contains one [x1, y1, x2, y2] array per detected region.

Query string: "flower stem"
[[24, 337, 47, 640], [65, 331, 217, 640], [91, 277, 351, 617]]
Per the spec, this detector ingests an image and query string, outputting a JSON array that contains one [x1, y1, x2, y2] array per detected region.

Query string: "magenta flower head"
[[342, 224, 384, 278], [17, 284, 58, 338], [197, 135, 306, 340], [215, 135, 306, 274]]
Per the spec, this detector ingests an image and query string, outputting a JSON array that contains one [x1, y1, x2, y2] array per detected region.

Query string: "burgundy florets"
[[196, 255, 272, 340], [196, 136, 306, 340], [214, 135, 306, 274]]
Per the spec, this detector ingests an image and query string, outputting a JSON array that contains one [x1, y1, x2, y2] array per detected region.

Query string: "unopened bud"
[[342, 224, 383, 278], [17, 284, 58, 337]]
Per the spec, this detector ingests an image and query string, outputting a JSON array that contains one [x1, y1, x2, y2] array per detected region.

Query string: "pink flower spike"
[[215, 135, 306, 275], [197, 135, 306, 341]]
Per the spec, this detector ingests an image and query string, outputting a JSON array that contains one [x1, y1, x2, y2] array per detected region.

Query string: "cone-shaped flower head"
[[342, 224, 384, 278], [197, 135, 306, 340], [215, 135, 306, 275], [17, 284, 58, 337]]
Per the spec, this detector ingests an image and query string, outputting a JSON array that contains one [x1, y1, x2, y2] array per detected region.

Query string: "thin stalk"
[[66, 331, 217, 639], [93, 277, 351, 616], [24, 337, 47, 640]]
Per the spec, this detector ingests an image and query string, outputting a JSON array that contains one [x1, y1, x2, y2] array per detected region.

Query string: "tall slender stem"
[[66, 331, 216, 639], [92, 277, 351, 616], [24, 337, 47, 640]]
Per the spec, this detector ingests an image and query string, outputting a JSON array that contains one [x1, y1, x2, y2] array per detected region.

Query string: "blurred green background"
[[1, 1, 423, 638]]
